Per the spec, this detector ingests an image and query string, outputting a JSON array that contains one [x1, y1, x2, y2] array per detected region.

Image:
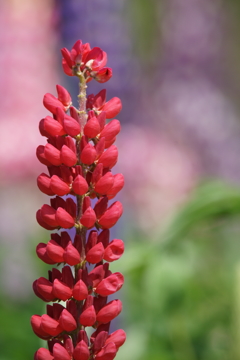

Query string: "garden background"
[[1, 0, 240, 359]]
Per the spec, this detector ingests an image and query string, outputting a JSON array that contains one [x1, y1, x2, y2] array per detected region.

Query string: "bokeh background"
[[2, 0, 240, 359]]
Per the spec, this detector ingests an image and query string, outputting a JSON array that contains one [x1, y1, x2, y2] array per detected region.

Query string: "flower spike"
[[32, 40, 125, 360]]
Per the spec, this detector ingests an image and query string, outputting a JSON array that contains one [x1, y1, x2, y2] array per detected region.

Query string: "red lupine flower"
[[32, 40, 125, 360], [87, 89, 122, 119], [98, 201, 123, 229]]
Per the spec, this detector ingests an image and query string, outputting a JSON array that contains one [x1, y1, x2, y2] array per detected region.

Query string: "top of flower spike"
[[61, 40, 112, 83]]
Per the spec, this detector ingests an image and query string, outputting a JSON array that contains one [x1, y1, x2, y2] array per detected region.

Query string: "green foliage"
[[115, 181, 240, 360], [126, 0, 160, 65], [0, 296, 42, 360]]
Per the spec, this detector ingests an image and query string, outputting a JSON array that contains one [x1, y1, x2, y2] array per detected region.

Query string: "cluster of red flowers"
[[31, 40, 126, 360]]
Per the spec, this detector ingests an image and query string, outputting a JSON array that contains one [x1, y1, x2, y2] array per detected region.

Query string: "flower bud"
[[72, 175, 89, 195], [60, 145, 77, 167], [84, 116, 100, 138], [79, 296, 96, 326], [80, 207, 96, 228], [72, 279, 88, 301], [98, 145, 118, 169], [53, 343, 71, 360], [63, 115, 81, 137], [73, 340, 90, 360], [43, 116, 65, 137], [56, 85, 72, 107], [43, 93, 65, 114], [34, 348, 53, 360], [80, 143, 97, 165], [59, 309, 77, 332]]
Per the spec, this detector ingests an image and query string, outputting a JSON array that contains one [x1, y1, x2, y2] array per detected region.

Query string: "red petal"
[[60, 145, 77, 167], [73, 340, 90, 360], [96, 299, 122, 323], [95, 272, 124, 296], [80, 207, 97, 228], [72, 279, 88, 301], [72, 175, 89, 195], [43, 93, 65, 114], [95, 342, 117, 360], [53, 343, 71, 360], [80, 143, 97, 165], [56, 85, 72, 107], [40, 204, 58, 227], [34, 277, 54, 301], [94, 89, 106, 109], [103, 239, 124, 262], [55, 207, 75, 229], [50, 175, 70, 196], [59, 309, 77, 332], [41, 314, 63, 337], [107, 174, 124, 199], [46, 239, 65, 263], [36, 145, 52, 166], [102, 97, 122, 119], [98, 201, 123, 229], [84, 116, 100, 138], [86, 242, 104, 264], [37, 173, 54, 196], [44, 144, 61, 166], [43, 116, 66, 136], [31, 315, 51, 340], [36, 243, 56, 264], [94, 67, 112, 83], [100, 120, 120, 141], [98, 145, 118, 169], [63, 115, 81, 137], [105, 329, 126, 349], [79, 305, 96, 327], [52, 279, 72, 301], [34, 348, 54, 360], [94, 197, 108, 219], [61, 48, 73, 68], [36, 209, 57, 230], [63, 242, 81, 266], [95, 172, 114, 195]]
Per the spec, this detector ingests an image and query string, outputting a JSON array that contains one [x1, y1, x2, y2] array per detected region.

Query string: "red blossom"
[[32, 39, 125, 360]]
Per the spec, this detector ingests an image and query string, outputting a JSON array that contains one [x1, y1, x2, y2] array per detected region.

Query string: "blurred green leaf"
[[119, 180, 240, 360]]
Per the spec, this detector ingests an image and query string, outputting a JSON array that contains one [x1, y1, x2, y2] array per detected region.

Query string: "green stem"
[[73, 71, 88, 345]]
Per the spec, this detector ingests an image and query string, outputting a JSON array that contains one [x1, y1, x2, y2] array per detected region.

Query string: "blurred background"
[[2, 0, 240, 359]]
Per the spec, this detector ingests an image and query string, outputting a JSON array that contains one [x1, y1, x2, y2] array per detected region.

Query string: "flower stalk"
[[32, 40, 125, 360]]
